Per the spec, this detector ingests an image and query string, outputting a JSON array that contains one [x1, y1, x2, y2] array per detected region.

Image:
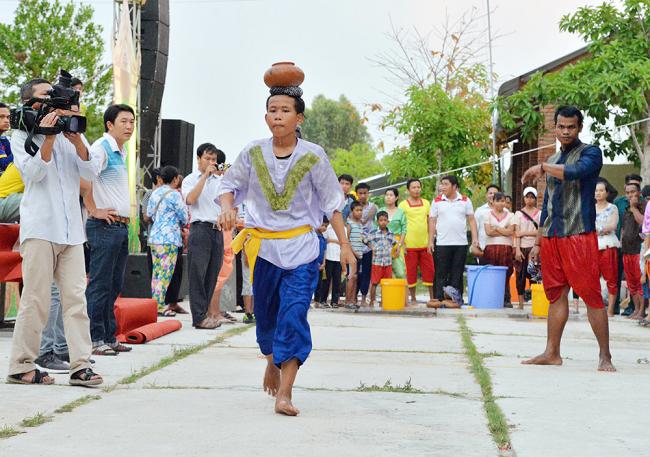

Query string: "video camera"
[[10, 69, 87, 156]]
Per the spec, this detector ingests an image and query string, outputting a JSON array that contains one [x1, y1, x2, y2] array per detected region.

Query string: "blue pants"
[[357, 251, 373, 296], [39, 283, 68, 356], [86, 219, 129, 345], [253, 257, 319, 368]]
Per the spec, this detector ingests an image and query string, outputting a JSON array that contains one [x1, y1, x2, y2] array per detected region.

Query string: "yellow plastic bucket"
[[531, 284, 550, 317], [380, 278, 407, 311]]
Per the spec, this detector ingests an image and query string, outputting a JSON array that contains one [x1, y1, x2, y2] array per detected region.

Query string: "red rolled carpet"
[[115, 297, 158, 342], [114, 297, 182, 344], [124, 320, 183, 344]]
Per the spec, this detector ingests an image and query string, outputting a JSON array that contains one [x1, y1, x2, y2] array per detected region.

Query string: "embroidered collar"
[[407, 198, 424, 207], [250, 145, 320, 211]]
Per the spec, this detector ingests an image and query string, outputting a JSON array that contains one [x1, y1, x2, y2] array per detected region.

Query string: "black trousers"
[[187, 222, 224, 325], [434, 245, 467, 300], [316, 260, 342, 304]]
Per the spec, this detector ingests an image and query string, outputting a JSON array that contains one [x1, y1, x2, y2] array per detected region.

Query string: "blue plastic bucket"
[[466, 265, 507, 309]]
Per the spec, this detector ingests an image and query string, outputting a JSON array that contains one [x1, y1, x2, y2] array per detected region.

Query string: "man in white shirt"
[[474, 183, 501, 252], [7, 78, 102, 386], [428, 175, 479, 303], [181, 143, 225, 329], [84, 104, 135, 356]]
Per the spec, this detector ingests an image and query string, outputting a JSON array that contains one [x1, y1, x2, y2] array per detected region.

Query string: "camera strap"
[[24, 127, 60, 157]]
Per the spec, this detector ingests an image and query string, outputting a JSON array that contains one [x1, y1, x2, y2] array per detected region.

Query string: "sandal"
[[158, 308, 177, 317], [168, 303, 189, 314], [110, 342, 132, 352], [92, 344, 118, 356], [7, 369, 54, 385], [223, 312, 237, 322], [69, 368, 103, 387], [194, 317, 221, 329]]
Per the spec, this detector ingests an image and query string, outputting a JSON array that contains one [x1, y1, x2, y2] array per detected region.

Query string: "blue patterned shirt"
[[147, 185, 188, 247], [541, 141, 602, 238], [363, 228, 396, 266]]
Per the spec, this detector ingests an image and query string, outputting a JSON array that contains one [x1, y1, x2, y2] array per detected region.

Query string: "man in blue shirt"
[[0, 102, 13, 174], [521, 105, 615, 372]]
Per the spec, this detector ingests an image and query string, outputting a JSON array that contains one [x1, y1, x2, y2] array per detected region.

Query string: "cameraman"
[[6, 78, 102, 386], [181, 143, 225, 328]]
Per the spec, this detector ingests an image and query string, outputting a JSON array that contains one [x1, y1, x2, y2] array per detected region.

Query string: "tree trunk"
[[643, 119, 650, 183], [436, 149, 442, 188]]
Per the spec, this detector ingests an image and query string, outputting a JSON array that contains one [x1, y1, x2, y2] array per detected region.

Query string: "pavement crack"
[[457, 315, 514, 456]]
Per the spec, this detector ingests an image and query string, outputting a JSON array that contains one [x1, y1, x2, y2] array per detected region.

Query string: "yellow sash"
[[231, 225, 313, 283]]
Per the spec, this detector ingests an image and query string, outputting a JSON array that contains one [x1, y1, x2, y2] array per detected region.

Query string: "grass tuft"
[[357, 378, 423, 394], [20, 413, 52, 428], [457, 315, 511, 451], [54, 395, 102, 414], [0, 425, 21, 439]]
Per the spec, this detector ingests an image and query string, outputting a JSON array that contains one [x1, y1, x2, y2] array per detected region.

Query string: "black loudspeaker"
[[160, 119, 195, 177], [121, 253, 188, 301], [140, 0, 170, 187], [121, 254, 151, 298]]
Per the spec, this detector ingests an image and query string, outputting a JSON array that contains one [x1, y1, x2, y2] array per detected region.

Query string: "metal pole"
[[487, 0, 499, 185]]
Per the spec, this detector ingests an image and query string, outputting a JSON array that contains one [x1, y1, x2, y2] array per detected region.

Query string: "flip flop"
[[158, 308, 177, 317], [223, 312, 237, 322]]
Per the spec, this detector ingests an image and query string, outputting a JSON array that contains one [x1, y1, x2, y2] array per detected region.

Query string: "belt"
[[90, 216, 130, 225], [191, 220, 220, 230]]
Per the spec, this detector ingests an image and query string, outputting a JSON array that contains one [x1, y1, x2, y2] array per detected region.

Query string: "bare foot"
[[521, 352, 563, 366], [263, 359, 280, 397], [275, 396, 300, 416], [598, 355, 616, 372]]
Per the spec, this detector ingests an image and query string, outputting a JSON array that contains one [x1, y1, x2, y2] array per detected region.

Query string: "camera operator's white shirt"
[[88, 133, 130, 217], [11, 130, 93, 245], [181, 170, 222, 223]]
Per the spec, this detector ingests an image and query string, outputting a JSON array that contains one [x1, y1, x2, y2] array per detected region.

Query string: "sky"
[[1, 0, 608, 163]]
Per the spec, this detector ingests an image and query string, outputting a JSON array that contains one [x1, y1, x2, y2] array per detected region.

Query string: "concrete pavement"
[[0, 306, 648, 456]]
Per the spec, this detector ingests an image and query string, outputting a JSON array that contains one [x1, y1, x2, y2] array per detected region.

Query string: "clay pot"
[[264, 62, 304, 88]]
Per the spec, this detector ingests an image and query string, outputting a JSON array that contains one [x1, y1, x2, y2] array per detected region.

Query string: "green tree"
[[329, 143, 385, 181], [383, 72, 493, 187], [302, 94, 371, 154], [0, 0, 111, 142], [376, 11, 494, 190], [497, 0, 650, 179]]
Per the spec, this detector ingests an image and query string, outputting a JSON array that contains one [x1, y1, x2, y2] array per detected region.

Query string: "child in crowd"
[[363, 211, 396, 307], [316, 217, 346, 308], [314, 217, 329, 306], [346, 201, 366, 309], [484, 192, 514, 306]]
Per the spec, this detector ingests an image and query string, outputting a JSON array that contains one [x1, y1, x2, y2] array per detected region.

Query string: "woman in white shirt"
[[484, 192, 514, 306], [595, 178, 620, 316]]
